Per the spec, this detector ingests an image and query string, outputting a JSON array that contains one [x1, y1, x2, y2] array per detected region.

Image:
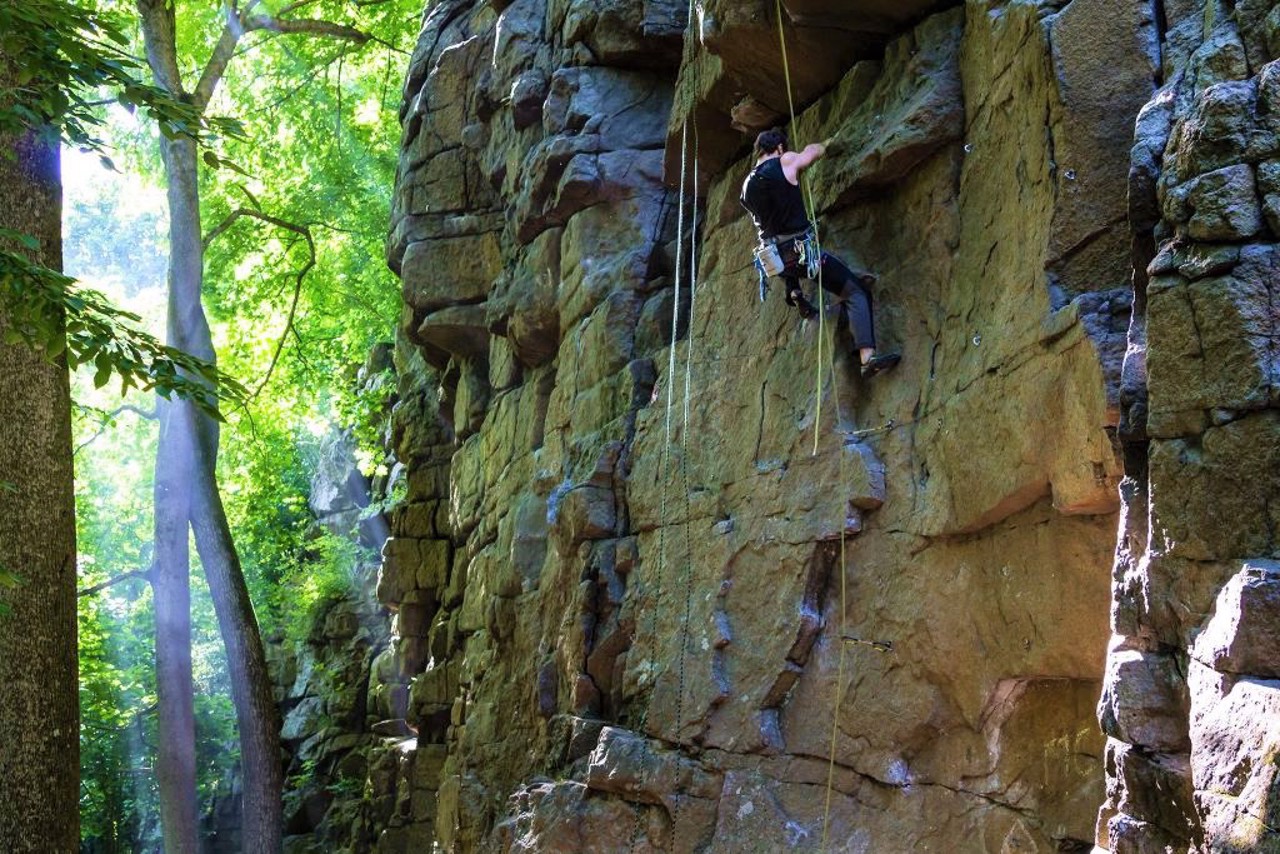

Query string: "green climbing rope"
[[774, 0, 828, 459]]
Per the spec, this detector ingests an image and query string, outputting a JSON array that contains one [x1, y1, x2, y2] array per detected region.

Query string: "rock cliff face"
[[1098, 2, 1280, 851], [330, 1, 1280, 852]]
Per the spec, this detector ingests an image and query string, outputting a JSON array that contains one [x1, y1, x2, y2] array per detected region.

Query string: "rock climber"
[[740, 127, 900, 378]]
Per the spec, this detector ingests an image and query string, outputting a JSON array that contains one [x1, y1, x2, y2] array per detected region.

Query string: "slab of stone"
[[1187, 659, 1280, 852], [492, 780, 664, 853], [1184, 164, 1264, 240], [1105, 739, 1198, 841], [1148, 413, 1280, 561], [585, 726, 720, 805], [402, 232, 502, 315], [1146, 266, 1274, 436], [1098, 644, 1191, 753], [414, 303, 491, 359], [1191, 560, 1280, 678]]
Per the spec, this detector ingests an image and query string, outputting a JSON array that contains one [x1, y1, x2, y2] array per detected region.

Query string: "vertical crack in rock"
[[1098, 2, 1280, 850], [757, 542, 838, 753], [278, 0, 1238, 850]]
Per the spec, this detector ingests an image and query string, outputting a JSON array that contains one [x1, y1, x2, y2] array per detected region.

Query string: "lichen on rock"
[[282, 0, 1280, 852]]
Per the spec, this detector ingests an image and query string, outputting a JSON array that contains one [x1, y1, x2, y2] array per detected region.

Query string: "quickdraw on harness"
[[754, 228, 821, 302]]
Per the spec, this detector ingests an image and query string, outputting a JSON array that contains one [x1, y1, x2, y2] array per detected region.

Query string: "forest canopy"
[[0, 0, 423, 849]]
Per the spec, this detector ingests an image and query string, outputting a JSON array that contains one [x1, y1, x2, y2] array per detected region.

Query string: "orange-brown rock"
[[284, 1, 1280, 852]]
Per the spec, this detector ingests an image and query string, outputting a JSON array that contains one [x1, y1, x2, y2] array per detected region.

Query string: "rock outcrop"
[[1098, 3, 1280, 851], [272, 353, 396, 854], [289, 0, 1278, 851]]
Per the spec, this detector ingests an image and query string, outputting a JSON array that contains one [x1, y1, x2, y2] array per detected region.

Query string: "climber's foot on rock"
[[860, 352, 900, 379]]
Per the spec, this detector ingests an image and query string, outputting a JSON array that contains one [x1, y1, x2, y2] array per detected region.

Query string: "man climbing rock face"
[[740, 127, 900, 378]]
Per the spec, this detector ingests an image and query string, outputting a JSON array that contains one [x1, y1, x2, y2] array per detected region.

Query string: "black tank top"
[[740, 157, 810, 240]]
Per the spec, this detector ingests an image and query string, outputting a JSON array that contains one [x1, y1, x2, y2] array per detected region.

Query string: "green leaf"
[[218, 157, 251, 177], [0, 565, 24, 589]]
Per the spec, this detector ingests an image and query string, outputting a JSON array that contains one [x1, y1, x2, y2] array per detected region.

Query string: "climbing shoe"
[[860, 352, 900, 379]]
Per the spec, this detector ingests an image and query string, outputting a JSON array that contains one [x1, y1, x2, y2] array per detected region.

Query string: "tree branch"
[[243, 14, 370, 44], [193, 0, 370, 111], [193, 2, 245, 111], [276, 0, 322, 14], [201, 209, 316, 398], [365, 36, 412, 56], [203, 207, 303, 248], [78, 569, 151, 598], [114, 404, 158, 420], [73, 404, 159, 457]]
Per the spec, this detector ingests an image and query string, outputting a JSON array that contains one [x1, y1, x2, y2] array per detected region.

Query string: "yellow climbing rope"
[[774, 0, 828, 459], [821, 446, 849, 852], [772, 3, 853, 850]]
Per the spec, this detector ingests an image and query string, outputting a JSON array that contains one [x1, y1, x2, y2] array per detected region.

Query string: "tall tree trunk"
[[142, 2, 204, 841], [0, 39, 80, 854], [189, 411, 284, 852], [136, 2, 284, 849], [152, 396, 199, 854]]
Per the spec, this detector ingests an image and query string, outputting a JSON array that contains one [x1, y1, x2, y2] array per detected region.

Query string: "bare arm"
[[780, 140, 829, 183]]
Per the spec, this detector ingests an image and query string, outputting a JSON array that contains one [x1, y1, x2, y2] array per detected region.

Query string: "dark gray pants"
[[783, 251, 875, 349]]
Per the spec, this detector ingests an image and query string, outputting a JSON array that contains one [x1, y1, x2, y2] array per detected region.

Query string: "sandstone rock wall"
[[1098, 2, 1280, 851], [272, 352, 397, 854], [344, 0, 1265, 851]]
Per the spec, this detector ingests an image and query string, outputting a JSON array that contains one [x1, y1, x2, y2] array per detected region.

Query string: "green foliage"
[[339, 368, 396, 476], [67, 0, 421, 846], [0, 230, 247, 419], [0, 0, 242, 153], [0, 0, 249, 420]]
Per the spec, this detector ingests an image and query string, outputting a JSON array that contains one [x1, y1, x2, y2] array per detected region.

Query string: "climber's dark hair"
[[755, 128, 787, 157]]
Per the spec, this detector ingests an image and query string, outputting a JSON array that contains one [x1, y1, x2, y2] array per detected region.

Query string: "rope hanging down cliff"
[[773, 0, 829, 460], [767, 5, 896, 852], [628, 7, 703, 849]]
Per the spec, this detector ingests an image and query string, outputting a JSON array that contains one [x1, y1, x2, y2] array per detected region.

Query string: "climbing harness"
[[767, 3, 894, 850], [753, 233, 808, 303], [772, 0, 828, 459], [754, 228, 821, 284]]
